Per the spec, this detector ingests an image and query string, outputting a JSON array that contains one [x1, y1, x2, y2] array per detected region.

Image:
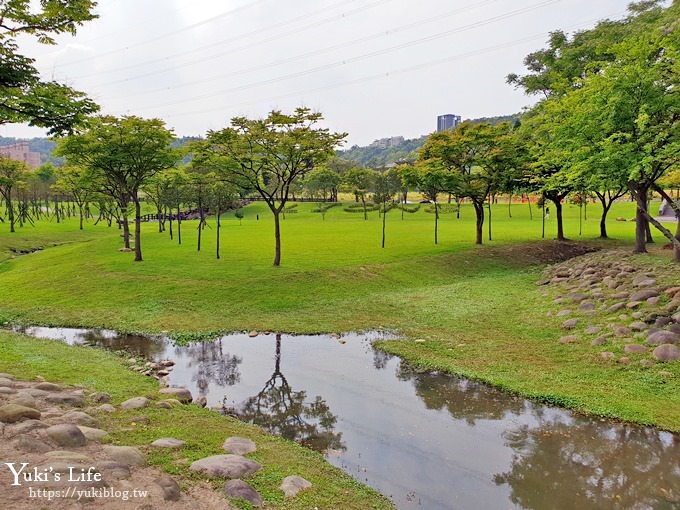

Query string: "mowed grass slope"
[[1, 199, 679, 430]]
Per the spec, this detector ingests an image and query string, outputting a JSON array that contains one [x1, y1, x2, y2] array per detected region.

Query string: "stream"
[[13, 326, 680, 510]]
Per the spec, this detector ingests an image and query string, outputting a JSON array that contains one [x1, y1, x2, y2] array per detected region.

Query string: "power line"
[[90, 0, 503, 98], [131, 0, 564, 113]]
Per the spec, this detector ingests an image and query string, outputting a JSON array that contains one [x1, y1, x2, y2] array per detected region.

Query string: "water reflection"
[[396, 364, 527, 425], [233, 334, 345, 452], [495, 418, 680, 509], [175, 341, 242, 397]]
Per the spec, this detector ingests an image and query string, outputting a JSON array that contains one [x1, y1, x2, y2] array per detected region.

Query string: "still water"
[[14, 326, 680, 510]]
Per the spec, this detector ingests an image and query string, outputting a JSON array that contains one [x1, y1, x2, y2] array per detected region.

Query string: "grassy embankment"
[[0, 199, 678, 433]]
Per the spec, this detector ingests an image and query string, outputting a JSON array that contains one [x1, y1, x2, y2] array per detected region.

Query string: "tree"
[[373, 168, 401, 248], [56, 115, 179, 261], [203, 108, 346, 266], [0, 0, 99, 134], [303, 166, 341, 201], [342, 167, 375, 220], [414, 162, 456, 244], [53, 165, 92, 230], [0, 155, 26, 232]]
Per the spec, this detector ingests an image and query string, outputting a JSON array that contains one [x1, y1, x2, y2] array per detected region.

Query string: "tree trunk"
[[5, 196, 15, 233], [177, 204, 182, 245], [633, 187, 648, 253], [488, 195, 492, 241], [554, 198, 565, 241], [381, 200, 387, 248], [473, 200, 484, 245], [78, 204, 83, 230], [434, 201, 439, 245], [508, 193, 512, 218], [134, 198, 142, 262], [361, 195, 367, 220], [216, 206, 221, 260], [595, 192, 610, 239], [273, 210, 282, 266]]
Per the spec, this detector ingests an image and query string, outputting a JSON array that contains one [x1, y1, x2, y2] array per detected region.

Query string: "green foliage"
[[394, 203, 420, 213]]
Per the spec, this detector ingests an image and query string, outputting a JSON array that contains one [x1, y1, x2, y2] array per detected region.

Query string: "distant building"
[[369, 136, 405, 149], [437, 114, 461, 132], [0, 142, 41, 168]]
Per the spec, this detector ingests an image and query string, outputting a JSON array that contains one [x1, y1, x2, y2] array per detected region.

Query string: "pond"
[[13, 326, 680, 509]]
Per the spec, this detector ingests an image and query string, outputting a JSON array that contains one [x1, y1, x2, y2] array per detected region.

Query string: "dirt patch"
[[485, 241, 599, 267]]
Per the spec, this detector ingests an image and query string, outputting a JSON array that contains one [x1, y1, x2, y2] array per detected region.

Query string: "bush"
[[425, 204, 459, 214], [395, 203, 421, 213]]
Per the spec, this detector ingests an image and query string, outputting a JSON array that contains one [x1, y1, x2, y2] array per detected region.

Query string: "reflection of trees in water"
[[396, 364, 526, 425], [235, 334, 345, 453], [494, 418, 680, 509], [372, 348, 393, 370], [178, 340, 242, 396], [76, 330, 166, 358]]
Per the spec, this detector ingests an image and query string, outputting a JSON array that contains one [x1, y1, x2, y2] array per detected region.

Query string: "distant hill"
[[337, 113, 521, 168]]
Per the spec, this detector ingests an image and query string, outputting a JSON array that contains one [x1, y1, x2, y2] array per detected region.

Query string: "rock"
[[159, 387, 192, 403], [647, 330, 680, 346], [9, 394, 37, 409], [0, 377, 15, 388], [189, 454, 261, 478], [626, 301, 642, 309], [77, 426, 109, 442], [591, 336, 608, 346], [556, 309, 572, 317], [8, 419, 47, 435], [45, 450, 94, 464], [90, 392, 111, 403], [129, 415, 149, 425], [608, 303, 626, 313], [96, 461, 131, 480], [656, 316, 674, 327], [151, 438, 185, 448], [159, 359, 175, 367], [0, 372, 15, 380], [225, 479, 263, 506], [155, 401, 173, 409], [154, 475, 181, 501], [639, 359, 654, 367], [97, 404, 116, 412], [630, 322, 647, 332], [46, 423, 87, 447], [664, 286, 680, 297], [0, 387, 16, 395], [673, 311, 680, 322], [624, 344, 647, 354], [629, 289, 659, 302], [579, 301, 596, 311], [617, 357, 632, 365], [13, 435, 52, 453], [647, 296, 661, 306], [44, 392, 85, 407], [103, 445, 146, 466], [614, 326, 631, 337], [280, 475, 312, 498], [34, 382, 61, 391], [600, 352, 616, 360], [562, 319, 579, 330], [632, 312, 644, 320], [0, 403, 41, 423], [559, 335, 578, 344], [652, 344, 680, 362], [568, 293, 588, 303], [120, 396, 149, 409], [248, 331, 258, 337], [584, 326, 601, 335], [223, 437, 257, 455], [194, 396, 207, 407], [633, 277, 656, 287], [670, 324, 680, 334], [59, 411, 98, 427]]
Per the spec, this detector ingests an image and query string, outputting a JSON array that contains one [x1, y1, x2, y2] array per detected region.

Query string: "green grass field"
[[0, 198, 679, 432]]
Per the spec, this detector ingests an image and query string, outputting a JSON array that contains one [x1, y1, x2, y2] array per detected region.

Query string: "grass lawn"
[[0, 198, 679, 431]]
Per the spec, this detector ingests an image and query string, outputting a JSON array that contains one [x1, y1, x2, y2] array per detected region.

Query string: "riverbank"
[[0, 330, 393, 509], [0, 203, 678, 432]]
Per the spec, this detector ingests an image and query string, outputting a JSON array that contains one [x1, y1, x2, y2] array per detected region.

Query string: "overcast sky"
[[3, 0, 643, 146]]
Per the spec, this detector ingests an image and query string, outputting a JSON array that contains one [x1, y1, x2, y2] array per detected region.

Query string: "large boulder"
[[190, 454, 261, 478], [0, 404, 41, 423], [223, 437, 257, 455], [652, 344, 680, 362], [45, 424, 87, 447], [103, 445, 146, 466], [120, 397, 149, 410], [225, 479, 263, 507], [647, 330, 679, 346], [280, 475, 312, 498]]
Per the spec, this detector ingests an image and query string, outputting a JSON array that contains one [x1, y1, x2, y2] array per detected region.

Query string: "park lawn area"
[[0, 199, 679, 431], [0, 330, 393, 510]]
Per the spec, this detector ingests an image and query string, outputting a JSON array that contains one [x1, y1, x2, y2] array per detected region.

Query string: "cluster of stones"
[[125, 356, 176, 383], [0, 376, 311, 508], [538, 249, 680, 365]]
